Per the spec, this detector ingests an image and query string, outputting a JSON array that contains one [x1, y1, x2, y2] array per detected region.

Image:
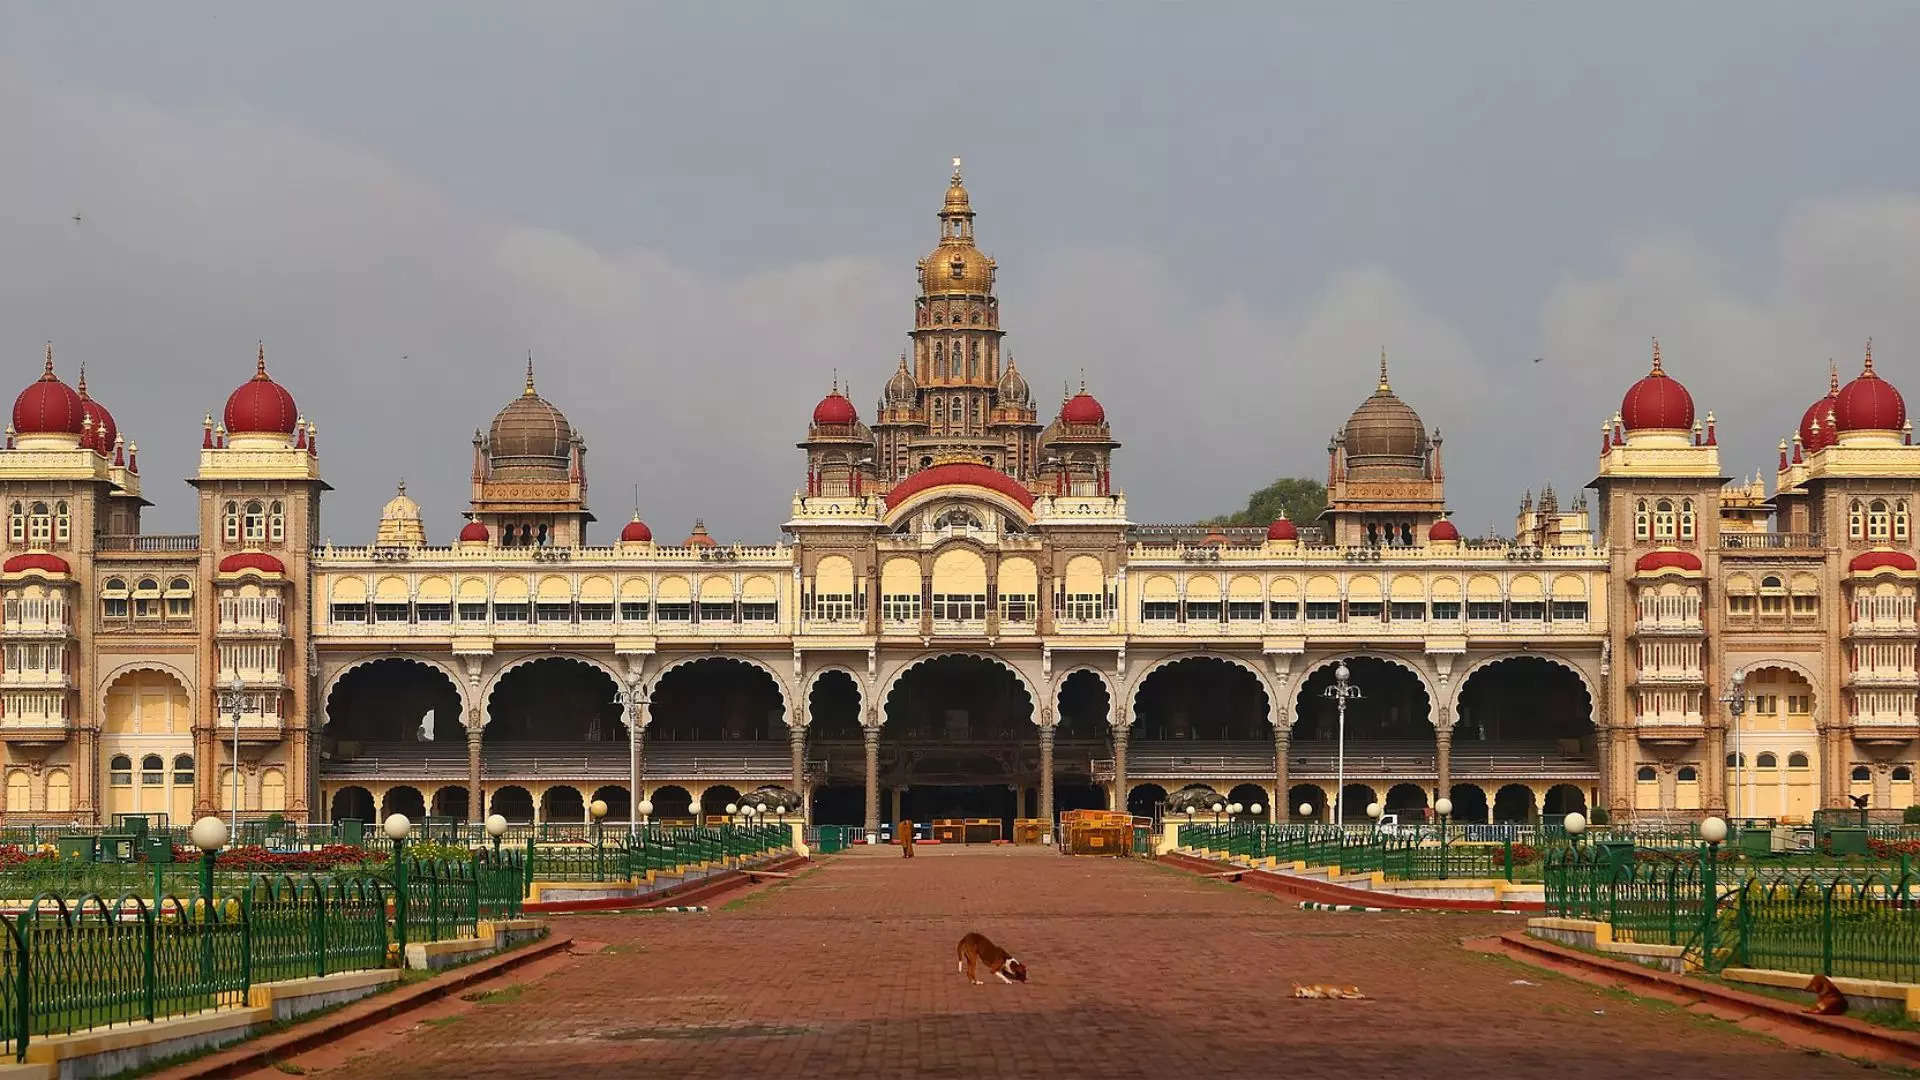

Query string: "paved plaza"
[[256, 849, 1881, 1079]]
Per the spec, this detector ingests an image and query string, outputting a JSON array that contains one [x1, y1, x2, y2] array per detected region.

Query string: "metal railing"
[[93, 534, 202, 552], [524, 824, 790, 884], [1177, 822, 1541, 882]]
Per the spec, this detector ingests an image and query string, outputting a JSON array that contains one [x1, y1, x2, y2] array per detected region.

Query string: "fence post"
[[1821, 880, 1835, 976], [1735, 880, 1750, 968], [315, 885, 328, 979], [1503, 839, 1513, 884], [393, 856, 409, 965], [239, 894, 252, 1002], [1700, 842, 1718, 970], [142, 899, 157, 1023], [428, 863, 441, 943]]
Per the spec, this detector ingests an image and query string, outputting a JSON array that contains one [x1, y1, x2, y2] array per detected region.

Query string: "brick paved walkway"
[[267, 847, 1879, 1078]]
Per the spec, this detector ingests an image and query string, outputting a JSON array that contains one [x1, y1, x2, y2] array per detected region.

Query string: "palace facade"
[[2, 163, 1916, 832]]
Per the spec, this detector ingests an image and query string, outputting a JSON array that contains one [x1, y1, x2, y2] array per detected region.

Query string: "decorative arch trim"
[[323, 653, 472, 730], [1446, 651, 1598, 727], [877, 652, 1040, 730], [97, 661, 196, 726], [1050, 666, 1117, 732], [1728, 658, 1826, 730], [644, 653, 794, 730], [1125, 652, 1280, 733], [801, 665, 867, 729], [881, 484, 1035, 531]]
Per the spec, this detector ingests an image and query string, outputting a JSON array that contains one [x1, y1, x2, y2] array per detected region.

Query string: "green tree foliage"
[[1211, 478, 1327, 527]]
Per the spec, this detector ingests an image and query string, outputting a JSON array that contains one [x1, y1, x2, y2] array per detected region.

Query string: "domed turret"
[[1619, 339, 1694, 433], [488, 359, 574, 479], [1060, 382, 1106, 425], [1799, 361, 1843, 451], [375, 481, 426, 546], [917, 158, 996, 297], [458, 520, 490, 543], [1266, 515, 1298, 541], [997, 356, 1030, 408], [811, 385, 858, 426], [74, 367, 116, 454], [883, 354, 918, 408], [224, 343, 300, 437], [1429, 518, 1460, 542], [1834, 340, 1907, 435], [1341, 351, 1428, 478], [619, 513, 653, 543], [684, 519, 717, 548], [12, 344, 83, 440]]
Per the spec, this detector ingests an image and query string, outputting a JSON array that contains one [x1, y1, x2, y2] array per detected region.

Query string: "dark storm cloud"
[[3, 3, 1920, 543]]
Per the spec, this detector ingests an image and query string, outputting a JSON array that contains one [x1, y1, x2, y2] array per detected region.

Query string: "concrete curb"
[[1161, 852, 1544, 913], [1299, 901, 1386, 912], [523, 853, 809, 914], [1492, 931, 1920, 1067], [146, 932, 574, 1080]]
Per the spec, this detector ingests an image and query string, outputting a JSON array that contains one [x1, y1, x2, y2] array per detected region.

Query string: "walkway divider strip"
[[1299, 901, 1385, 912]]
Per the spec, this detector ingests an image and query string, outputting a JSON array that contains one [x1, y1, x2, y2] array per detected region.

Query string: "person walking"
[[898, 818, 916, 858]]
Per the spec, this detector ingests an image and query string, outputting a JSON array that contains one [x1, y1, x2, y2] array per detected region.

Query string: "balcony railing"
[[95, 534, 200, 552], [1719, 532, 1823, 551]]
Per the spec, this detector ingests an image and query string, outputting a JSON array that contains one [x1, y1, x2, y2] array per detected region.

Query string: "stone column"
[[194, 725, 217, 817], [74, 728, 98, 818], [1704, 724, 1729, 817], [1038, 724, 1056, 841], [466, 709, 484, 823], [863, 727, 881, 840], [632, 704, 648, 811], [789, 723, 808, 824], [1271, 723, 1289, 823], [1435, 721, 1453, 809], [1110, 722, 1129, 814]]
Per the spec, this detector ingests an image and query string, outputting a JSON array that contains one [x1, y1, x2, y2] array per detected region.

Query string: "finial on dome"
[[40, 342, 53, 379], [831, 368, 839, 394], [1378, 347, 1390, 391], [396, 478, 407, 496], [1830, 358, 1840, 393], [1650, 337, 1663, 374], [1078, 368, 1086, 393], [255, 340, 267, 378], [951, 156, 962, 182], [76, 363, 87, 396], [524, 353, 536, 396], [1864, 337, 1876, 375]]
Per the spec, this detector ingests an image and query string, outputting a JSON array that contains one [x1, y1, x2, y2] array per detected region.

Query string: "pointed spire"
[[831, 368, 839, 395], [1078, 368, 1087, 394], [1378, 347, 1391, 392], [1829, 358, 1840, 394], [254, 340, 268, 379], [951, 156, 963, 183], [202, 412, 215, 450], [1863, 337, 1876, 376], [1649, 337, 1663, 375], [523, 353, 536, 396], [39, 342, 54, 381], [127, 442, 138, 472], [75, 363, 88, 398]]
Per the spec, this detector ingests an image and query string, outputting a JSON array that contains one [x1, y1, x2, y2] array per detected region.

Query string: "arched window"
[[53, 501, 68, 543], [1633, 500, 1649, 541], [1895, 765, 1914, 781], [223, 501, 240, 543], [933, 342, 945, 378], [140, 754, 164, 785], [1851, 765, 1871, 782], [1635, 766, 1657, 782], [269, 500, 285, 542], [1868, 499, 1892, 542], [133, 577, 160, 619], [243, 500, 265, 541], [1678, 499, 1695, 541], [6, 502, 20, 544], [1897, 502, 1911, 543], [932, 399, 944, 425], [27, 502, 49, 545], [950, 395, 963, 429], [101, 577, 129, 618], [1761, 575, 1783, 589], [1726, 752, 1744, 767], [172, 754, 194, 786], [1677, 766, 1699, 782], [109, 755, 133, 786], [1756, 752, 1777, 768], [1849, 500, 1865, 540], [1788, 752, 1810, 769], [1653, 499, 1676, 540], [166, 577, 192, 618]]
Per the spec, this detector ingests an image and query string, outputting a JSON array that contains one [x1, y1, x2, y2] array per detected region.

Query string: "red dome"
[[1265, 517, 1298, 541], [884, 462, 1036, 510], [1429, 519, 1460, 541], [619, 517, 653, 542], [1620, 346, 1694, 432], [74, 371, 116, 451], [2, 552, 69, 575], [1850, 550, 1917, 573], [1061, 392, 1105, 425], [811, 390, 858, 426], [12, 350, 83, 436], [685, 520, 718, 547], [1635, 549, 1702, 573], [1833, 346, 1906, 433], [224, 347, 299, 435], [458, 521, 490, 542], [1798, 364, 1842, 450], [217, 551, 285, 575]]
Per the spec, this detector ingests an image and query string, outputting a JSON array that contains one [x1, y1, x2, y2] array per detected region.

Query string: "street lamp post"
[[217, 677, 247, 839], [485, 813, 507, 858], [589, 799, 608, 879], [385, 814, 413, 960], [1719, 676, 1748, 822], [1435, 797, 1454, 880], [190, 815, 226, 989], [1322, 663, 1363, 826], [614, 685, 647, 840], [1700, 816, 1728, 961], [1365, 801, 1382, 834]]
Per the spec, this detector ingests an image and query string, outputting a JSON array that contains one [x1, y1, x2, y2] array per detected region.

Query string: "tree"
[[1212, 477, 1327, 527]]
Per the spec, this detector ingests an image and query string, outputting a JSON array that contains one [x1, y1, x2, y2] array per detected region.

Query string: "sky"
[[4, 2, 1920, 542]]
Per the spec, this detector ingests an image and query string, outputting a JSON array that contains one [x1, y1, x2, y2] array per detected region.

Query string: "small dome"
[[376, 482, 426, 546], [1620, 341, 1694, 432], [884, 356, 918, 407], [921, 245, 995, 296], [380, 483, 421, 521], [74, 369, 116, 452], [458, 520, 491, 542], [620, 515, 653, 542], [218, 551, 286, 575], [1265, 516, 1298, 541], [488, 361, 573, 479], [1061, 391, 1105, 425], [1341, 353, 1427, 477], [2, 552, 69, 575], [224, 345, 300, 435], [812, 387, 858, 426], [1799, 363, 1843, 450], [685, 520, 718, 547], [12, 347, 83, 436], [1429, 519, 1460, 541], [1834, 343, 1906, 433], [1851, 550, 1918, 573], [997, 358, 1030, 407]]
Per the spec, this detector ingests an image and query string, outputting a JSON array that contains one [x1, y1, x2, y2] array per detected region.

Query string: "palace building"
[[1, 162, 1915, 832]]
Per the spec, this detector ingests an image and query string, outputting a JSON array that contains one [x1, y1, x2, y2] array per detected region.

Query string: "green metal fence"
[[524, 824, 791, 884], [1178, 823, 1541, 882]]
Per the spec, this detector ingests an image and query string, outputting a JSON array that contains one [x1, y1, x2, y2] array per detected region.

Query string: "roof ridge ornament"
[[951, 156, 962, 182], [1864, 337, 1876, 376], [41, 341, 54, 379], [524, 352, 536, 396], [1378, 347, 1390, 392], [1830, 358, 1840, 393], [1650, 336, 1662, 375]]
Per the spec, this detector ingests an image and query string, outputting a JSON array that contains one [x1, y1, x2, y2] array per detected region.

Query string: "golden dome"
[[488, 360, 573, 480], [920, 157, 995, 296], [1341, 351, 1429, 478], [375, 481, 426, 547]]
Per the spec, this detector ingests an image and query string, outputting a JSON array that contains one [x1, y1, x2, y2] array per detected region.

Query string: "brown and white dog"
[[956, 932, 1027, 985], [1805, 974, 1849, 1015]]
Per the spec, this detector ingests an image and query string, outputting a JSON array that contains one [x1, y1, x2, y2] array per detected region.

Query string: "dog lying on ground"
[[956, 932, 1027, 985], [1805, 974, 1849, 1015], [1292, 984, 1368, 999]]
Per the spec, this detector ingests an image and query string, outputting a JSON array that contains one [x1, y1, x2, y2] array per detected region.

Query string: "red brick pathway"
[[263, 847, 1879, 1078]]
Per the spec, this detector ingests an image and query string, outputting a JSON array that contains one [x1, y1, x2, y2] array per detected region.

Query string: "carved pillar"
[[1110, 721, 1129, 814], [1595, 720, 1617, 818], [1435, 719, 1452, 810], [74, 728, 98, 818], [1272, 723, 1289, 823], [194, 724, 217, 817], [863, 727, 881, 840], [466, 708, 484, 823], [1704, 724, 1729, 817], [1038, 724, 1055, 841], [789, 723, 808, 824]]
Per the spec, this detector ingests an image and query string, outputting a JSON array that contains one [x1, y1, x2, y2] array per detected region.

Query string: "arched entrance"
[[1543, 783, 1587, 819], [648, 785, 693, 822], [882, 656, 1033, 833], [1287, 784, 1326, 822], [1055, 670, 1111, 821], [101, 669, 195, 824], [805, 670, 865, 826], [330, 786, 374, 823], [1454, 657, 1594, 822], [381, 785, 426, 821], [1132, 657, 1272, 817], [487, 658, 623, 742], [1447, 783, 1489, 825], [699, 785, 743, 819], [489, 785, 534, 823], [1295, 658, 1431, 821], [1493, 783, 1536, 824], [1128, 782, 1169, 819], [1732, 665, 1819, 823]]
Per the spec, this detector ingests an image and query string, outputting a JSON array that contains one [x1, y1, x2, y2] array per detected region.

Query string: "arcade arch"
[[880, 654, 1034, 828]]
